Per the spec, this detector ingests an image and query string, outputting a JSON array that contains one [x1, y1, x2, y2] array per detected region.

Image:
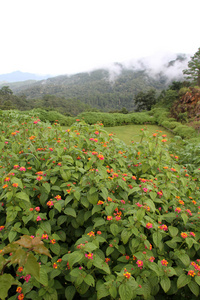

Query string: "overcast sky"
[[1, 0, 199, 76]]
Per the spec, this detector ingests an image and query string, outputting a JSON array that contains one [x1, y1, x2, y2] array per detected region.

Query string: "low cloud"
[[104, 51, 191, 82]]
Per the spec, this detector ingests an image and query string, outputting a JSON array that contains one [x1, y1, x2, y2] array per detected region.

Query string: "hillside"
[[0, 54, 189, 112]]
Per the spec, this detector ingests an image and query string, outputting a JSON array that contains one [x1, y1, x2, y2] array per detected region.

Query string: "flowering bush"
[[0, 110, 200, 299]]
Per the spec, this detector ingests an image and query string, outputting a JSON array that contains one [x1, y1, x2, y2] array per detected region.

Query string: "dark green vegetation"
[[1, 111, 200, 300], [183, 47, 200, 87], [0, 54, 189, 114]]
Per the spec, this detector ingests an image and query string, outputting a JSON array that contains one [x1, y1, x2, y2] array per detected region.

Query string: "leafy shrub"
[[129, 112, 156, 124], [163, 121, 181, 130], [173, 124, 197, 139], [179, 87, 190, 96], [1, 111, 200, 299], [151, 108, 170, 125], [78, 112, 156, 127]]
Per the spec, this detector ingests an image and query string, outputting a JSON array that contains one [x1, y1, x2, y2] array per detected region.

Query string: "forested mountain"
[[0, 54, 189, 113]]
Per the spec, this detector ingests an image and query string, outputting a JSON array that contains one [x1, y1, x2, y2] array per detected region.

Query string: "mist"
[[102, 51, 191, 83]]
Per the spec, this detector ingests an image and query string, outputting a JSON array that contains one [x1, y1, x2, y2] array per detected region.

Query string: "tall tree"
[[183, 47, 200, 86], [134, 89, 157, 111]]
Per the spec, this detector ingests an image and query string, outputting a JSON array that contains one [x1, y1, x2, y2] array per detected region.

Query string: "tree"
[[0, 86, 13, 95], [134, 89, 157, 111], [183, 47, 200, 86]]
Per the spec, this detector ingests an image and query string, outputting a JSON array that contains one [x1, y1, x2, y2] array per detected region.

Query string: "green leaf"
[[109, 286, 117, 298], [37, 266, 48, 286], [185, 237, 194, 249], [149, 191, 157, 201], [54, 202, 62, 212], [119, 282, 133, 300], [92, 205, 102, 215], [110, 223, 119, 236], [148, 262, 160, 276], [87, 191, 98, 205], [84, 274, 95, 286], [64, 207, 76, 218], [106, 246, 114, 256], [0, 274, 18, 300], [178, 253, 190, 267], [84, 242, 98, 252], [24, 253, 40, 280], [93, 256, 111, 274], [0, 142, 4, 151], [177, 273, 191, 289], [40, 221, 51, 234], [16, 191, 30, 202], [181, 213, 188, 225], [68, 251, 84, 268], [42, 182, 50, 194], [65, 286, 76, 300], [94, 218, 105, 228], [57, 215, 68, 226], [121, 229, 132, 244], [8, 230, 17, 243], [74, 191, 81, 201], [153, 232, 162, 247], [50, 243, 61, 255], [100, 187, 108, 200], [145, 199, 155, 212], [168, 226, 179, 237], [188, 280, 199, 297], [89, 187, 97, 194], [195, 275, 200, 286], [160, 276, 171, 292], [60, 169, 71, 181], [97, 283, 110, 299], [136, 209, 145, 221]]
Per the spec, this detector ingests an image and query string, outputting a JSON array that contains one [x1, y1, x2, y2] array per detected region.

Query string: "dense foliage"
[[0, 67, 174, 113], [1, 110, 200, 299], [183, 47, 200, 87]]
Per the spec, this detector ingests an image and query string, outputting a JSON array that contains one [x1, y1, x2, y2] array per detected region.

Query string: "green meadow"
[[105, 125, 174, 144]]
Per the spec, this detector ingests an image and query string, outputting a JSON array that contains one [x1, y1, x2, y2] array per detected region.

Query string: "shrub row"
[[20, 108, 75, 126], [151, 108, 197, 139], [77, 111, 156, 126]]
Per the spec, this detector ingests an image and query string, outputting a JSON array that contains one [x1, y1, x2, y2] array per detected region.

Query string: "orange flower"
[[97, 200, 104, 205], [161, 259, 168, 266], [85, 252, 93, 259], [12, 183, 18, 188], [188, 270, 196, 277], [181, 232, 188, 239], [50, 239, 56, 244], [18, 294, 24, 300], [123, 271, 131, 279], [16, 287, 22, 293], [146, 222, 153, 229], [17, 266, 23, 272], [179, 200, 185, 205], [87, 231, 95, 237]]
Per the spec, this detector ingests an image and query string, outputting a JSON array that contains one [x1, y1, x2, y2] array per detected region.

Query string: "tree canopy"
[[183, 47, 200, 86]]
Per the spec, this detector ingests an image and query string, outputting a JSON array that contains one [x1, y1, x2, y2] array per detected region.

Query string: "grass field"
[[105, 124, 174, 144]]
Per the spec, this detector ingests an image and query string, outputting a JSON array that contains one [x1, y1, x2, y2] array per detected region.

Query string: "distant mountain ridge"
[[0, 53, 190, 112], [0, 71, 52, 83]]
